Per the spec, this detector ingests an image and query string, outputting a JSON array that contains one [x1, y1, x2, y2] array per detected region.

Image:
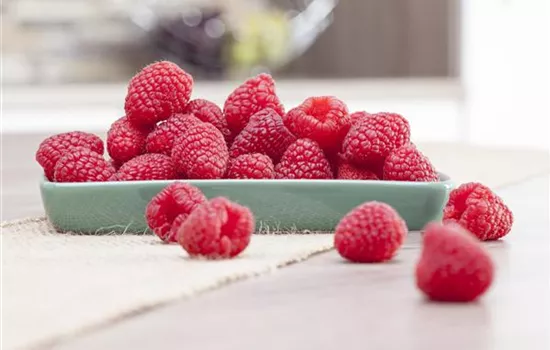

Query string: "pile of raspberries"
[[36, 61, 438, 183], [35, 61, 514, 304]]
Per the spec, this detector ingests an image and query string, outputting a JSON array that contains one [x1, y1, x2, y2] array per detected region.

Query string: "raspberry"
[[175, 197, 255, 259], [229, 108, 296, 163], [415, 222, 494, 302], [334, 201, 407, 263], [107, 117, 150, 163], [337, 161, 379, 180], [116, 153, 178, 181], [350, 111, 372, 125], [226, 153, 275, 179], [125, 61, 193, 128], [53, 147, 115, 183], [36, 131, 104, 181], [283, 96, 350, 153], [342, 112, 410, 167], [145, 114, 202, 155], [443, 182, 513, 241], [383, 144, 439, 182], [185, 99, 233, 143], [275, 139, 333, 179], [168, 213, 189, 243], [171, 122, 229, 179], [223, 73, 285, 134], [145, 182, 206, 243]]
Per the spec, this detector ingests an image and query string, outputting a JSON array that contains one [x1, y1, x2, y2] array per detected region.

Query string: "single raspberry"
[[223, 73, 285, 135], [334, 201, 407, 263], [107, 117, 150, 164], [342, 112, 410, 167], [337, 161, 379, 180], [145, 114, 202, 155], [334, 153, 384, 179], [53, 147, 115, 183], [383, 144, 438, 182], [283, 96, 350, 153], [350, 111, 372, 125], [443, 182, 513, 241], [116, 153, 178, 181], [36, 131, 104, 181], [184, 99, 233, 143], [176, 197, 255, 259], [171, 122, 229, 179], [275, 139, 333, 179], [125, 61, 193, 128], [229, 108, 296, 163], [145, 182, 206, 243], [226, 153, 275, 179], [415, 222, 494, 302], [168, 213, 189, 243]]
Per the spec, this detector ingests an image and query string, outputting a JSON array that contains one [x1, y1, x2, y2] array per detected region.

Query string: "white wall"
[[461, 0, 550, 150]]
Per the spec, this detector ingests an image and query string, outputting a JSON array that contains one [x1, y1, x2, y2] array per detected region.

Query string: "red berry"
[[145, 114, 202, 155], [107, 117, 150, 164], [125, 61, 193, 128], [171, 122, 229, 179], [337, 162, 379, 180], [116, 153, 178, 181], [284, 96, 350, 153], [176, 197, 255, 259], [383, 144, 438, 182], [443, 182, 513, 241], [53, 147, 115, 183], [229, 108, 296, 163], [145, 182, 206, 243], [36, 131, 104, 181], [275, 139, 333, 179], [167, 213, 190, 243], [350, 111, 372, 125], [342, 112, 410, 167], [224, 73, 285, 135], [185, 99, 233, 143], [334, 201, 407, 263], [415, 222, 494, 302], [226, 153, 275, 179]]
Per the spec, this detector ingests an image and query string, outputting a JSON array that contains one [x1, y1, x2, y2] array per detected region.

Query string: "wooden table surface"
[[2, 133, 549, 350]]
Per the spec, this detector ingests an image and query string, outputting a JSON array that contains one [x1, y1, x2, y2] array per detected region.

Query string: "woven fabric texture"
[[2, 218, 333, 349]]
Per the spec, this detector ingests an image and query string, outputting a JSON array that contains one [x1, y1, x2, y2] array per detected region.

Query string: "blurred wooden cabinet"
[[283, 0, 458, 78]]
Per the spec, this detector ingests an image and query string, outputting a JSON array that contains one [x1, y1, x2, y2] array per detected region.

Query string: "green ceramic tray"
[[40, 174, 454, 234]]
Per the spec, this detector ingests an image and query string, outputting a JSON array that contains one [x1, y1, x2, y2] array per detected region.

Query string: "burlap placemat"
[[2, 218, 334, 350], [2, 144, 549, 350]]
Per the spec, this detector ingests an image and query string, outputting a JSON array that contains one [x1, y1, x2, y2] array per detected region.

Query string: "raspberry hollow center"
[[307, 97, 332, 122], [220, 206, 241, 239]]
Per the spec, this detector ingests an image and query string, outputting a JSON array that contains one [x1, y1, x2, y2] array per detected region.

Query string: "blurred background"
[[2, 0, 549, 149]]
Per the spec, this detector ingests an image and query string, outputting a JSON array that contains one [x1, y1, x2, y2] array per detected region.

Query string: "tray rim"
[[40, 172, 453, 189]]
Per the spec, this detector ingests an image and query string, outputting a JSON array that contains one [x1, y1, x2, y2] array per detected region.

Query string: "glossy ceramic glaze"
[[40, 174, 454, 234]]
